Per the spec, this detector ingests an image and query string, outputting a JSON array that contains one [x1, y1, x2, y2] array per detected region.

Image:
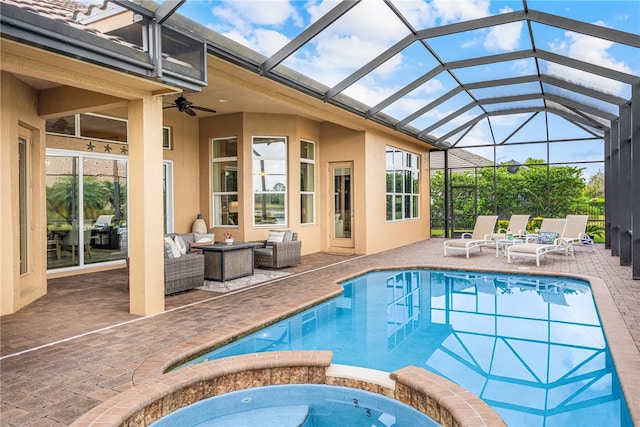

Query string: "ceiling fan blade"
[[191, 106, 217, 113], [163, 105, 178, 110], [184, 107, 197, 117]]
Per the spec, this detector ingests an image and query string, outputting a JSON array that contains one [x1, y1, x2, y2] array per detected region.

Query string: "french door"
[[329, 162, 354, 249]]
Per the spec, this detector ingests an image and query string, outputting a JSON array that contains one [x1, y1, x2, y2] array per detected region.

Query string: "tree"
[[583, 169, 604, 200], [430, 158, 586, 224]]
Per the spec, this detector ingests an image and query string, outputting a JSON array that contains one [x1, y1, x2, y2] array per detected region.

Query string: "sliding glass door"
[[46, 151, 128, 270]]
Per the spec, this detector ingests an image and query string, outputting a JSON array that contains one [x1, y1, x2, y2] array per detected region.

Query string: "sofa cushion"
[[255, 247, 273, 257], [283, 230, 293, 242], [266, 230, 286, 247]]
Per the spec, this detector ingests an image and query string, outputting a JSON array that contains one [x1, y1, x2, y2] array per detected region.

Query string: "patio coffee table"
[[197, 242, 260, 281]]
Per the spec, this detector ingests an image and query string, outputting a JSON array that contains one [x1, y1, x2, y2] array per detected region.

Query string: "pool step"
[[207, 404, 310, 426]]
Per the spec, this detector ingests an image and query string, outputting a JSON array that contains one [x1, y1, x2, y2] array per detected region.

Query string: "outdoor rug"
[[197, 269, 291, 293]]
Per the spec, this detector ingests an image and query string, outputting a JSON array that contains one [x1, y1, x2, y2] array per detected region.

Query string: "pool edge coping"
[[131, 263, 640, 426], [71, 350, 506, 427]]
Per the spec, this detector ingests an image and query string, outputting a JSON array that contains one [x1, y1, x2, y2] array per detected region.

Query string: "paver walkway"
[[1, 238, 639, 426]]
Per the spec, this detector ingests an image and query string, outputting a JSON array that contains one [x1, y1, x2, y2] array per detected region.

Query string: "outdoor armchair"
[[443, 215, 498, 258], [253, 230, 302, 269]]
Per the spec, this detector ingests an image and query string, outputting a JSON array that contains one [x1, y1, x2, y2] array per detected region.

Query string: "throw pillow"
[[266, 230, 286, 247], [174, 235, 188, 255], [537, 231, 559, 245], [194, 233, 215, 244], [163, 242, 174, 259], [164, 236, 181, 258], [282, 230, 293, 242]]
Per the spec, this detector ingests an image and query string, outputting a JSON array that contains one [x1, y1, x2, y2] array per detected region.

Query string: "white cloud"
[[431, 0, 491, 24], [484, 22, 523, 51], [211, 1, 302, 55], [219, 0, 301, 27], [547, 26, 632, 96]]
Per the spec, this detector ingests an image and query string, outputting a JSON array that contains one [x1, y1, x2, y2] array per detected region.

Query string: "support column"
[[610, 120, 621, 257], [128, 96, 165, 316], [632, 83, 640, 279], [604, 130, 611, 249], [619, 104, 632, 266]]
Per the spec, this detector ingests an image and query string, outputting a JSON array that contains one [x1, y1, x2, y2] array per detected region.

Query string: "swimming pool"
[[181, 269, 632, 426], [149, 384, 440, 426]]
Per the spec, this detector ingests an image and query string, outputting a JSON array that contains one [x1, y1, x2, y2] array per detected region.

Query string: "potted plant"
[[585, 224, 605, 243], [223, 232, 235, 245]]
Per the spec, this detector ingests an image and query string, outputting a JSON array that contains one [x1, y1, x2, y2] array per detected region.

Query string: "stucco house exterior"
[[1, 0, 434, 316]]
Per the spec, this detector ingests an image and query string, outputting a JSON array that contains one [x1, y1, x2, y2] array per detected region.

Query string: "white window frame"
[[386, 146, 420, 222], [300, 139, 316, 225], [252, 136, 287, 227], [212, 137, 239, 227]]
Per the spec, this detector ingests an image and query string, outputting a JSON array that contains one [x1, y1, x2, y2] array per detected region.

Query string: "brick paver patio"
[[1, 238, 638, 426]]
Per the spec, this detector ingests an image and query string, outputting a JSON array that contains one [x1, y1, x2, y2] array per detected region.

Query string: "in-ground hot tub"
[[149, 383, 440, 427]]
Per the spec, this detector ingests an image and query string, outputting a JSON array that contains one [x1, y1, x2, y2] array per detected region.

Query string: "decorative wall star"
[[104, 144, 112, 153], [120, 146, 128, 155], [87, 142, 95, 151]]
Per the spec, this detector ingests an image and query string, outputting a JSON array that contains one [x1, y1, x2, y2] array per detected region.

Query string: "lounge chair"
[[491, 214, 530, 239], [443, 215, 498, 258], [506, 218, 570, 266], [560, 215, 592, 252]]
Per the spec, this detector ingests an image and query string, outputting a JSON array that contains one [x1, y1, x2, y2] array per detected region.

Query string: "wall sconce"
[[229, 201, 239, 213]]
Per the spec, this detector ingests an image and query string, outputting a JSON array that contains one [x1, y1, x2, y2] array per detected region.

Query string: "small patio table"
[[495, 238, 524, 257]]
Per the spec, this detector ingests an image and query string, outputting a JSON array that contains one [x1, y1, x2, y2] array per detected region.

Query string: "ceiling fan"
[[163, 95, 216, 116]]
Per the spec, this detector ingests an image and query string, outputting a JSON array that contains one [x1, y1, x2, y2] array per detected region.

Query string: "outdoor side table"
[[496, 238, 523, 257]]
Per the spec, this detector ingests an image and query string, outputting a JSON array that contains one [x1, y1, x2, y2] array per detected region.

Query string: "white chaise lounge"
[[443, 215, 498, 258], [506, 218, 569, 266]]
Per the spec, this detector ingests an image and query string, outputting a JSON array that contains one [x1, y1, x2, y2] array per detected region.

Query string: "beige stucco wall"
[[162, 110, 202, 233], [198, 112, 324, 255], [1, 72, 47, 315], [364, 131, 431, 254], [319, 122, 367, 254]]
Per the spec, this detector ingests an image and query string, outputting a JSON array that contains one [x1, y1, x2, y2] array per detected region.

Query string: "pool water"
[[181, 269, 632, 427], [149, 384, 440, 427]]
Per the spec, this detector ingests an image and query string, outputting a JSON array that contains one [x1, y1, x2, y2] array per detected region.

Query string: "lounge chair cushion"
[[537, 232, 559, 244], [444, 239, 478, 248]]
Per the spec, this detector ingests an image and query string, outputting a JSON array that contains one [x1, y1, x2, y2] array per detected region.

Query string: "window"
[[212, 137, 238, 226], [18, 135, 28, 274], [45, 113, 128, 143], [253, 136, 287, 226], [163, 126, 172, 150], [386, 147, 420, 221], [163, 161, 174, 233], [300, 140, 315, 224]]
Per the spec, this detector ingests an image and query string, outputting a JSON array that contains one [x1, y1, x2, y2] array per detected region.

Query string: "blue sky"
[[167, 1, 640, 178]]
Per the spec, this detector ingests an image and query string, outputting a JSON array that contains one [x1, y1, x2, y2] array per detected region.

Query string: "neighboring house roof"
[[430, 150, 494, 173]]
